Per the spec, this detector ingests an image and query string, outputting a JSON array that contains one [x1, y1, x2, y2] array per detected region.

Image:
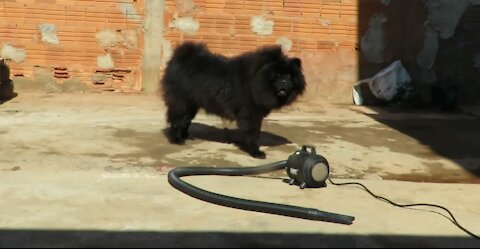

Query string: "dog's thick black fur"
[[160, 42, 306, 158]]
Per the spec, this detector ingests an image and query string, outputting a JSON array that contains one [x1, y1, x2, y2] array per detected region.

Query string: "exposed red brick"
[[8, 0, 360, 92]]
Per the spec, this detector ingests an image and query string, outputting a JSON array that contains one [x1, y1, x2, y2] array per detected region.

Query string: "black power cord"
[[328, 178, 480, 240]]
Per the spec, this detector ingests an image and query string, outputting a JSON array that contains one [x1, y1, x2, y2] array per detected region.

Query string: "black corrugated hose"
[[167, 160, 355, 225]]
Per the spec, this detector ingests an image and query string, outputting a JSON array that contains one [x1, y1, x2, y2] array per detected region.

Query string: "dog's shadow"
[[0, 92, 17, 105], [163, 122, 291, 148]]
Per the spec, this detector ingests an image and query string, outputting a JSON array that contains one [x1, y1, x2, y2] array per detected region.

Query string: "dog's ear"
[[269, 71, 277, 81], [257, 62, 277, 80], [290, 57, 302, 68]]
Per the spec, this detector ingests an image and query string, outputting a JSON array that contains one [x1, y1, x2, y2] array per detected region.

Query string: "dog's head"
[[270, 57, 304, 99], [252, 56, 306, 110]]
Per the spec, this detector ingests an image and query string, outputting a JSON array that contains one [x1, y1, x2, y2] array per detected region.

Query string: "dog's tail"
[[172, 42, 208, 61]]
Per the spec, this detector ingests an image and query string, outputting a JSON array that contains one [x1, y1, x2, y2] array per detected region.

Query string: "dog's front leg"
[[236, 111, 265, 159]]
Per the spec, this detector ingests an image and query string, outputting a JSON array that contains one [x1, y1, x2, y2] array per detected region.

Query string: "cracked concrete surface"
[[0, 93, 479, 247]]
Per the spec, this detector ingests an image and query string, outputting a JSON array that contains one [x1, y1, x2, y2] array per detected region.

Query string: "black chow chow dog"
[[160, 42, 306, 158]]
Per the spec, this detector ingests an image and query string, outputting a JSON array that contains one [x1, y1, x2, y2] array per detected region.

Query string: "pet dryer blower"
[[286, 145, 330, 189], [168, 145, 354, 225]]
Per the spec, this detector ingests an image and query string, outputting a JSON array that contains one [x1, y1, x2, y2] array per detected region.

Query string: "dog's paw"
[[250, 150, 266, 159], [168, 136, 186, 145], [184, 134, 195, 140]]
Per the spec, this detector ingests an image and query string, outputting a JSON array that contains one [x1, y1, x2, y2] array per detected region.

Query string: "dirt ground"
[[1, 92, 479, 183], [0, 92, 479, 247]]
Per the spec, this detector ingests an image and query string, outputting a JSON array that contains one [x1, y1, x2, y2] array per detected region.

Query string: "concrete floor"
[[0, 93, 479, 247]]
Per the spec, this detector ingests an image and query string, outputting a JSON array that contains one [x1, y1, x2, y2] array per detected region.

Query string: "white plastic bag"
[[353, 60, 411, 105], [369, 60, 411, 101]]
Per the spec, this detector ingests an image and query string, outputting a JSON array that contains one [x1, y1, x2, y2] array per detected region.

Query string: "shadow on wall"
[[357, 0, 480, 179], [358, 0, 480, 108], [0, 229, 479, 248]]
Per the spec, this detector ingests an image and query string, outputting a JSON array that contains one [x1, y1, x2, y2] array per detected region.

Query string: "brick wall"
[[2, 0, 479, 104], [164, 0, 358, 56], [0, 0, 144, 92], [0, 0, 358, 97]]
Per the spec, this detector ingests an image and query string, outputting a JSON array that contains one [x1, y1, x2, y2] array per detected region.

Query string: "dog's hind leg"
[[182, 104, 198, 140], [166, 100, 198, 144]]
